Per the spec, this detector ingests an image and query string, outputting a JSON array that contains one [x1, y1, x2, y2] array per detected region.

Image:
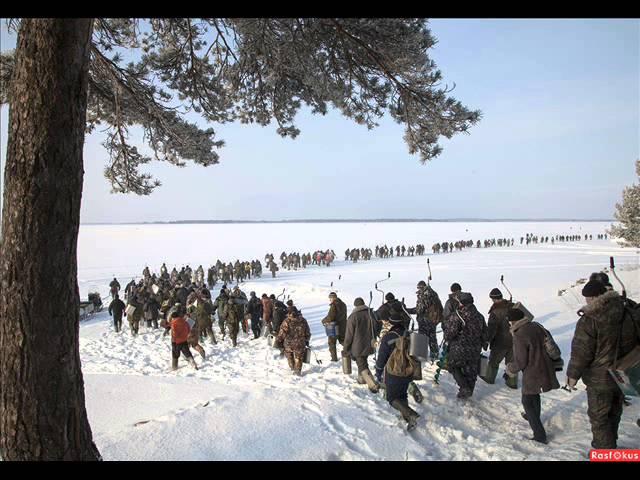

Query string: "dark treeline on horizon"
[[82, 218, 615, 226]]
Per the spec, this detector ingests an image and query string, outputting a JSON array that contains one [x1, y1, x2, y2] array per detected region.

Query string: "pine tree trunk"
[[0, 19, 101, 461]]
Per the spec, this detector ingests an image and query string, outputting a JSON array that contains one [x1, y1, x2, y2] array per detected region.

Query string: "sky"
[[1, 18, 638, 223]]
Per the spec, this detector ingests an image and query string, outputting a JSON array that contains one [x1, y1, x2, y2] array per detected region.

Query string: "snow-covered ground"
[[78, 222, 640, 460]]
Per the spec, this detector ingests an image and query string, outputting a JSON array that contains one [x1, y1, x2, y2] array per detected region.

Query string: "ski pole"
[[500, 275, 513, 302], [610, 257, 627, 300]]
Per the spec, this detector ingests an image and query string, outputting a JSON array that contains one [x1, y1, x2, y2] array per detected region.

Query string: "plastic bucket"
[[324, 322, 337, 337]]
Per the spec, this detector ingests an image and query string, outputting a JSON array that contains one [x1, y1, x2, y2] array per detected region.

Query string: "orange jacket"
[[171, 316, 190, 344]]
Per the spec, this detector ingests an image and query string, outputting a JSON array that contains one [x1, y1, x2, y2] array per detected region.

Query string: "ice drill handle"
[[610, 257, 615, 269]]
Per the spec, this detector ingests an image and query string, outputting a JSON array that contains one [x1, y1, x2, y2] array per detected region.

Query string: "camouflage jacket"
[[277, 314, 311, 353], [567, 291, 639, 389], [406, 286, 443, 324], [442, 296, 487, 368]]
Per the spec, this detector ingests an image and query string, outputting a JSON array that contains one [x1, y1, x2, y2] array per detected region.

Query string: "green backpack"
[[386, 332, 416, 378]]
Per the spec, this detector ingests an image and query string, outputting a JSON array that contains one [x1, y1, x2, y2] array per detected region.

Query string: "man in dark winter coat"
[[505, 308, 560, 444], [406, 281, 443, 361], [214, 288, 229, 338], [271, 294, 288, 335], [442, 292, 487, 399], [566, 280, 639, 449], [144, 295, 161, 329], [482, 288, 515, 385], [443, 283, 463, 322], [108, 294, 125, 332], [375, 303, 421, 431], [343, 298, 379, 392], [247, 291, 263, 339], [321, 292, 348, 362], [109, 278, 121, 300]]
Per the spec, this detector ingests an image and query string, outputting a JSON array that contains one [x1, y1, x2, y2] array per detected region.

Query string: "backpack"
[[386, 332, 416, 378], [427, 291, 444, 325], [535, 323, 563, 371]]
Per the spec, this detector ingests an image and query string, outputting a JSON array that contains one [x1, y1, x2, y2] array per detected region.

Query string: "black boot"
[[171, 357, 178, 371], [391, 399, 419, 431]]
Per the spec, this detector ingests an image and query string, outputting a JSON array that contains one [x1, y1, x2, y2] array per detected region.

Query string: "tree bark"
[[0, 19, 101, 460]]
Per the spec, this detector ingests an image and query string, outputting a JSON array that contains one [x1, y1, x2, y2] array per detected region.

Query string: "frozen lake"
[[78, 221, 614, 298]]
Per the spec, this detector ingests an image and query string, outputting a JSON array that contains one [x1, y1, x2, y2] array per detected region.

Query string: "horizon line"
[[81, 218, 615, 226]]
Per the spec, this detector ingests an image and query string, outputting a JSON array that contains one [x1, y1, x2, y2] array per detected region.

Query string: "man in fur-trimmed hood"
[[566, 280, 639, 449]]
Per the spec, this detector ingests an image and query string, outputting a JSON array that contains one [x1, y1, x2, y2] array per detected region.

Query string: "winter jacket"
[[343, 305, 376, 358], [247, 296, 262, 319], [375, 324, 413, 403], [486, 299, 514, 352], [443, 292, 462, 322], [442, 293, 487, 369], [322, 298, 348, 341], [376, 300, 411, 330], [567, 291, 640, 389], [108, 298, 126, 320], [506, 320, 560, 395], [272, 300, 288, 331], [171, 316, 190, 344], [144, 297, 161, 321], [406, 286, 444, 325], [277, 314, 311, 354]]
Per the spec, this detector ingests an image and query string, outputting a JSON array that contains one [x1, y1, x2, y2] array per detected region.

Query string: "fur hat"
[[417, 280, 427, 288], [489, 288, 503, 299], [451, 283, 462, 293], [354, 297, 365, 307], [582, 280, 606, 298], [385, 292, 395, 302]]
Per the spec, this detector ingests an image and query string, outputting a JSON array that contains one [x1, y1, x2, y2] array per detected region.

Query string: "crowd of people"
[[103, 229, 637, 449]]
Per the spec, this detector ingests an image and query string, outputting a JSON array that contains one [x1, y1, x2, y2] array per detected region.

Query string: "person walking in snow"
[[108, 294, 125, 333], [442, 292, 487, 399], [277, 306, 311, 376], [566, 280, 639, 450], [504, 307, 559, 444], [321, 292, 348, 362], [170, 305, 199, 371], [375, 302, 421, 431], [343, 297, 379, 393]]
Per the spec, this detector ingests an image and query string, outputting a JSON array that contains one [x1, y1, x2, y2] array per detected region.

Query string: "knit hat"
[[287, 305, 300, 316], [385, 292, 395, 302], [417, 280, 427, 288], [354, 297, 365, 307], [489, 288, 503, 299], [505, 308, 524, 322], [286, 299, 294, 307], [582, 280, 606, 298], [329, 292, 337, 298], [451, 283, 462, 293]]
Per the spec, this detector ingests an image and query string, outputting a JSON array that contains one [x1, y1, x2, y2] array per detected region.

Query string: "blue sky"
[[1, 18, 638, 223]]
